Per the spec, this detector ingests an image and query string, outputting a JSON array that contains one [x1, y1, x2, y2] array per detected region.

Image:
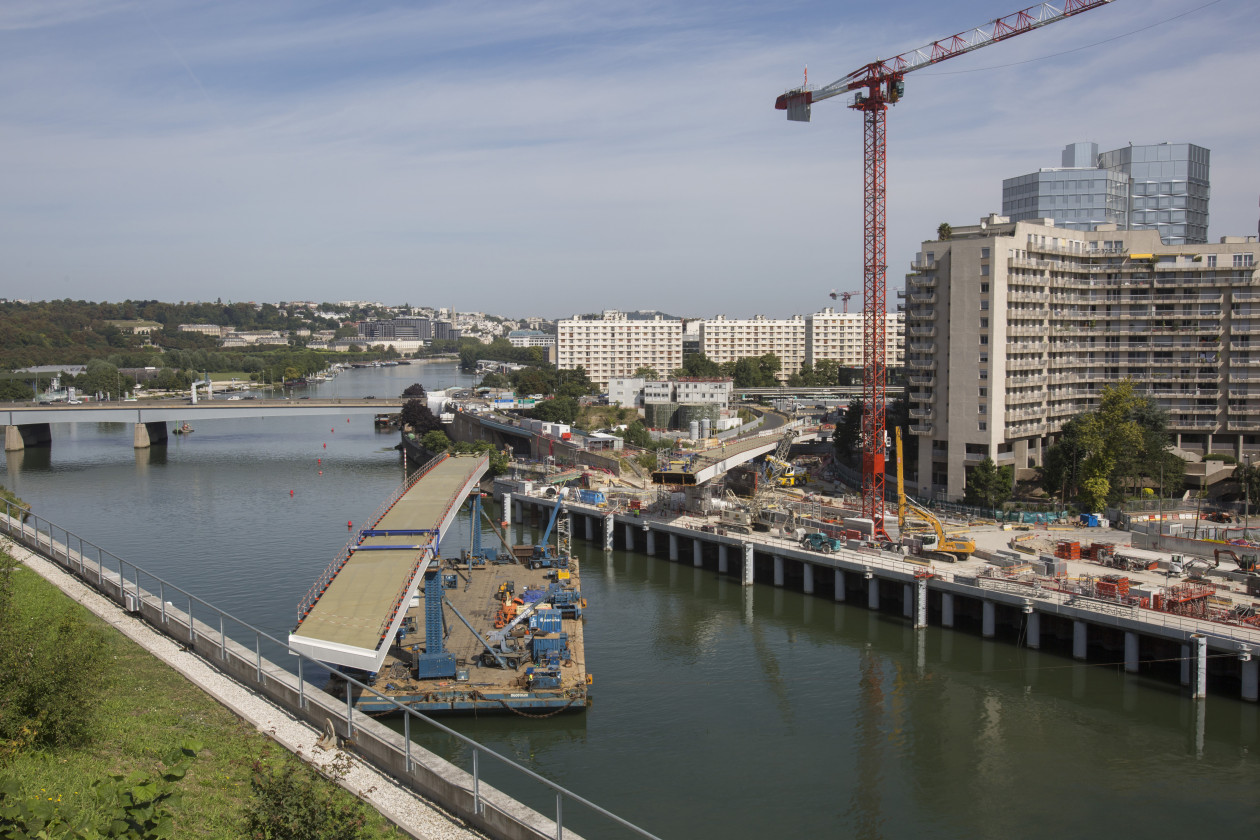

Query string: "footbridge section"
[[289, 452, 488, 673], [651, 424, 828, 486]]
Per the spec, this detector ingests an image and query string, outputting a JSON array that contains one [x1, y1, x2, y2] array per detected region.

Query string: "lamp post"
[[1246, 453, 1252, 542]]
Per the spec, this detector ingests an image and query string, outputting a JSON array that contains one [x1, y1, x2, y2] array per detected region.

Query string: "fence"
[[0, 497, 659, 840]]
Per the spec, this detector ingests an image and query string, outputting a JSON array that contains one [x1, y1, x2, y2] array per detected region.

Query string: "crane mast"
[[775, 0, 1112, 538]]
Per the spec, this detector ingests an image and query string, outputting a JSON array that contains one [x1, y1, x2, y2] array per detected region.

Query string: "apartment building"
[[804, 308, 905, 368], [904, 214, 1259, 501], [556, 311, 683, 388], [699, 315, 806, 379]]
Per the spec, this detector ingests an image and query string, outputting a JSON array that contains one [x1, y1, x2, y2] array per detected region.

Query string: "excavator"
[[1214, 547, 1259, 573], [894, 428, 975, 562]]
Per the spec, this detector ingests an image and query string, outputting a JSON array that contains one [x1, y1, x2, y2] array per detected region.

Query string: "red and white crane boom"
[[775, 0, 1112, 537]]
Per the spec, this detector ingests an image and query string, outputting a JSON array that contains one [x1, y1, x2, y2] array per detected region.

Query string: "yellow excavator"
[[895, 427, 975, 562]]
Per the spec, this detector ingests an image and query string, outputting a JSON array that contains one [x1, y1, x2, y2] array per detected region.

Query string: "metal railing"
[[0, 498, 660, 840]]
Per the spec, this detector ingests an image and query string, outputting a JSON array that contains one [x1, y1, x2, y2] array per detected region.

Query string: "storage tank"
[[677, 403, 720, 431], [689, 420, 700, 440], [700, 418, 711, 439]]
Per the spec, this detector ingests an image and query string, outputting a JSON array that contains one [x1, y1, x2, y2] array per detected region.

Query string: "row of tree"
[[831, 380, 1184, 510]]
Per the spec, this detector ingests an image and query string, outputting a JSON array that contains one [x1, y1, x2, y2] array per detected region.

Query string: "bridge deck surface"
[[293, 456, 483, 652]]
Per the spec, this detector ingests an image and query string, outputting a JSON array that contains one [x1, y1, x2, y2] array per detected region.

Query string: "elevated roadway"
[[1, 398, 405, 451], [652, 424, 828, 485], [289, 452, 488, 673]]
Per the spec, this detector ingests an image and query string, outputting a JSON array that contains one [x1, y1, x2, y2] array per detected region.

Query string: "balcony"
[[1228, 421, 1260, 431], [910, 424, 935, 435], [909, 391, 933, 402], [909, 408, 934, 420], [908, 326, 936, 337], [908, 376, 935, 387], [906, 309, 936, 321], [907, 359, 937, 370], [907, 274, 937, 289], [909, 293, 937, 305], [908, 342, 935, 354], [1008, 291, 1050, 304]]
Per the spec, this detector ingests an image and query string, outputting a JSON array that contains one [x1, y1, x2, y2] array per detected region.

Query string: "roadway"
[[0, 397, 405, 425]]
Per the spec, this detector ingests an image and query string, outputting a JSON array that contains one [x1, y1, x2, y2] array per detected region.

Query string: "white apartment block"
[[905, 213, 1260, 502], [556, 311, 683, 388], [178, 324, 225, 337], [699, 315, 806, 379], [804, 308, 905, 368]]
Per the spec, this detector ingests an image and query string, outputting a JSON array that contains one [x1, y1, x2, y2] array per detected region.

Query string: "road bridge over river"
[[0, 398, 404, 451]]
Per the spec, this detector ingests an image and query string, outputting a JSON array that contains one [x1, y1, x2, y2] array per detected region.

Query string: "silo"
[[700, 418, 711, 439], [689, 420, 700, 440]]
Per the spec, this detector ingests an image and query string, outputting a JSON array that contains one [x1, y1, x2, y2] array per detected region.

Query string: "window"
[[979, 387, 988, 397], [981, 247, 990, 259], [980, 283, 989, 294], [978, 404, 987, 414], [981, 264, 990, 276], [980, 335, 989, 346], [980, 300, 990, 311], [979, 353, 989, 364], [978, 421, 987, 431], [1207, 255, 1217, 267], [1236, 254, 1255, 267], [979, 369, 988, 380], [980, 318, 989, 329]]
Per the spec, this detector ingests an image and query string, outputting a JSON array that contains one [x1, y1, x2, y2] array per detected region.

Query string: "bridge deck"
[[652, 426, 825, 485], [290, 454, 487, 671]]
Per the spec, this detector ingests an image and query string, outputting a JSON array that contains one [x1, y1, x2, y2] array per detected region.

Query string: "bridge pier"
[[802, 563, 815, 595], [773, 555, 784, 587], [941, 592, 955, 627], [133, 421, 169, 449], [1026, 610, 1041, 649], [741, 543, 754, 586], [1125, 631, 1140, 674], [866, 576, 879, 610], [669, 534, 679, 562], [1073, 620, 1089, 660], [3, 423, 52, 452], [693, 540, 703, 568], [982, 601, 996, 638], [646, 528, 656, 556], [834, 569, 846, 602], [623, 522, 635, 553], [584, 515, 593, 541]]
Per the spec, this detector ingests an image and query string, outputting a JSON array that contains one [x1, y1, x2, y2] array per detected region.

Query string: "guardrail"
[[0, 498, 661, 840]]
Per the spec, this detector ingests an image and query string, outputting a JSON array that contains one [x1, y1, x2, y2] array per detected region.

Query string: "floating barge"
[[290, 452, 589, 715]]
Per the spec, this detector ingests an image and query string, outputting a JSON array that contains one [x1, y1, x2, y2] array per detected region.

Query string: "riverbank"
[[3, 541, 487, 840]]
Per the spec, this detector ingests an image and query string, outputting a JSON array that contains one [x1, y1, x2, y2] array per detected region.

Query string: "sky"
[[2, 0, 1256, 319]]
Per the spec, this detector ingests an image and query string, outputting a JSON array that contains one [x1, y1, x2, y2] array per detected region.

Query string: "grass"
[[0, 560, 403, 839]]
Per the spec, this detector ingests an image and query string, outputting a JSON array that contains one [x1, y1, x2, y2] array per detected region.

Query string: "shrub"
[[241, 751, 369, 840]]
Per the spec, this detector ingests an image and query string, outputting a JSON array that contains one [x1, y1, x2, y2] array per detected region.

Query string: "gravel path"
[[9, 539, 489, 840]]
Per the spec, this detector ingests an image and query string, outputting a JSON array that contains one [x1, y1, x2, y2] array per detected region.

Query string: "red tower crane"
[[776, 1, 1112, 537], [829, 289, 860, 314]]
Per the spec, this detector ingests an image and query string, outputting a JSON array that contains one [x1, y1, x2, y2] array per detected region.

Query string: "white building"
[[904, 213, 1259, 501], [178, 324, 225, 337], [699, 315, 806, 380], [804, 308, 905, 368], [556, 311, 683, 388], [507, 329, 556, 349]]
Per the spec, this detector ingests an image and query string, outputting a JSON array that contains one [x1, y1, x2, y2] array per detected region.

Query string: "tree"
[[421, 429, 451, 452], [478, 371, 509, 389], [964, 457, 1013, 508], [400, 398, 441, 436], [633, 366, 659, 380], [402, 382, 427, 397], [937, 222, 952, 241], [833, 397, 863, 460], [675, 352, 722, 379], [532, 396, 579, 424]]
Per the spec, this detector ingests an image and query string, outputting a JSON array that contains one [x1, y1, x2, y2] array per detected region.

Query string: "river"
[[5, 361, 1257, 839]]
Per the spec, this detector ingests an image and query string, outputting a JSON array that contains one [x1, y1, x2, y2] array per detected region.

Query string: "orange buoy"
[[346, 418, 350, 423], [317, 458, 321, 464], [347, 520, 353, 529], [323, 443, 327, 449], [318, 470, 323, 475], [290, 490, 294, 496]]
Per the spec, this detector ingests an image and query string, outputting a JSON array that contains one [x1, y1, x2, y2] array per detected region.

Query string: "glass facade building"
[[1002, 142, 1210, 245]]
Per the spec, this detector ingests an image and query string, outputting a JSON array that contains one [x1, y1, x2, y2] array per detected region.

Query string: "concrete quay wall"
[[512, 493, 1260, 704]]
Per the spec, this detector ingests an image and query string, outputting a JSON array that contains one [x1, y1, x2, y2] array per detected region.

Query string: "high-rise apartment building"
[[905, 214, 1258, 502], [804, 308, 904, 368], [699, 315, 806, 378], [1003, 141, 1211, 245], [556, 311, 684, 387]]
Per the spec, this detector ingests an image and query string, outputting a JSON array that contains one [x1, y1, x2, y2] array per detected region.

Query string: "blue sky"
[[2, 0, 1255, 318]]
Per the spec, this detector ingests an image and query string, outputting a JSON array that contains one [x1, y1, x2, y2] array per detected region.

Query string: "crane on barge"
[[775, 1, 1114, 537]]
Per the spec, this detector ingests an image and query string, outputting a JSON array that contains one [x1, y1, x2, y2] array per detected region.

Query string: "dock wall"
[[515, 493, 1260, 704]]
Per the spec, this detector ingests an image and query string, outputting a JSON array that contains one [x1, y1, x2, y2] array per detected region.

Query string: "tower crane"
[[828, 289, 859, 314], [776, 1, 1112, 538]]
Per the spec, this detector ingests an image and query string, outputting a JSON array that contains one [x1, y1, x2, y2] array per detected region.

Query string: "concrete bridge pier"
[[1125, 632, 1140, 674], [132, 421, 168, 449], [693, 540, 703, 568], [669, 534, 679, 562], [1025, 610, 1041, 649], [741, 543, 754, 586], [1240, 647, 1257, 703], [718, 544, 729, 574], [982, 600, 996, 638], [802, 563, 814, 595], [866, 574, 879, 610], [602, 513, 615, 551], [623, 522, 635, 553], [1073, 620, 1089, 660], [4, 423, 52, 452]]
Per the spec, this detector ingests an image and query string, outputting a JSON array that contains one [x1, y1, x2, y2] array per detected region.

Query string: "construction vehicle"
[[800, 532, 843, 553], [1215, 547, 1259, 573], [894, 428, 975, 562], [767, 455, 806, 487], [774, 0, 1112, 538]]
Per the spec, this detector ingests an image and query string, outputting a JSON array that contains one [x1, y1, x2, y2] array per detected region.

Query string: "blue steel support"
[[471, 492, 483, 561], [415, 566, 457, 678]]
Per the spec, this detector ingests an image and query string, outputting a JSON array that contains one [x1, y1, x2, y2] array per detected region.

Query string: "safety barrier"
[[0, 498, 661, 840]]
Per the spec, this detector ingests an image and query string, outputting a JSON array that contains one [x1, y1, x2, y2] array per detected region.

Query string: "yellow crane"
[[895, 427, 975, 562]]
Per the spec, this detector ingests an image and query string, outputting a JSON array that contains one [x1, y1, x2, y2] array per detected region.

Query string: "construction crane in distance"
[[775, 0, 1113, 538], [828, 289, 860, 314]]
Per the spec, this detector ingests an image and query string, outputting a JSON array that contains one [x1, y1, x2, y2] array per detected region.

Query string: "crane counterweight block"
[[775, 89, 814, 122]]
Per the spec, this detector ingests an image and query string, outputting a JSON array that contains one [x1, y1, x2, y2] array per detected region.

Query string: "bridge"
[[651, 423, 829, 485], [0, 398, 405, 451], [733, 385, 906, 401], [289, 452, 488, 673]]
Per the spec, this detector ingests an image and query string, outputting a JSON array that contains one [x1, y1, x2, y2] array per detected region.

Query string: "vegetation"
[[1041, 380, 1182, 509], [399, 384, 441, 437], [0, 549, 401, 839], [937, 222, 952, 241], [963, 458, 1014, 508]]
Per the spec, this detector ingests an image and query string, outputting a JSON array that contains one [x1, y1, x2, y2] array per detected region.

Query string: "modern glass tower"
[[1002, 142, 1210, 244]]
